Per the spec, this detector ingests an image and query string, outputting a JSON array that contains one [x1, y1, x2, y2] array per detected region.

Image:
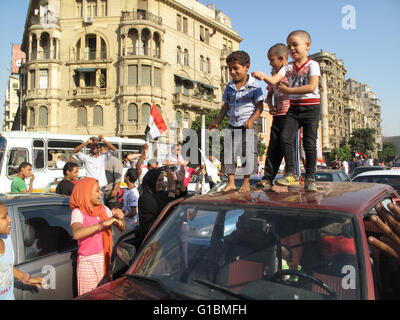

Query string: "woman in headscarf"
[[138, 166, 187, 238], [70, 177, 125, 296]]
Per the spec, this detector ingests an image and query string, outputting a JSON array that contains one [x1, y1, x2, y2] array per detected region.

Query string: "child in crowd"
[[252, 30, 321, 192], [10, 162, 35, 193], [209, 51, 264, 193], [56, 162, 79, 196], [0, 202, 43, 300], [122, 168, 140, 228], [259, 43, 290, 189], [70, 178, 126, 296]]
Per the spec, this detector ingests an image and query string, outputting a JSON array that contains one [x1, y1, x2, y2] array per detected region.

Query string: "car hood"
[[75, 277, 171, 300]]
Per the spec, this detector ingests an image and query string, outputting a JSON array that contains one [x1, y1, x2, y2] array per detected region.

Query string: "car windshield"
[[314, 173, 333, 182], [353, 175, 400, 193], [128, 204, 361, 300]]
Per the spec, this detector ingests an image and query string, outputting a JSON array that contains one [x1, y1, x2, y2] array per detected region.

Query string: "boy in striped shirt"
[[252, 30, 321, 192]]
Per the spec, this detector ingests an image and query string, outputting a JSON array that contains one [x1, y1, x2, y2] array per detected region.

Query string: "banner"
[[11, 44, 26, 74]]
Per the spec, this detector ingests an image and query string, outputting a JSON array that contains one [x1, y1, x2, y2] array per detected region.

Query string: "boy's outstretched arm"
[[279, 75, 320, 95], [252, 71, 284, 86], [245, 100, 264, 129], [266, 91, 276, 115], [208, 103, 229, 130]]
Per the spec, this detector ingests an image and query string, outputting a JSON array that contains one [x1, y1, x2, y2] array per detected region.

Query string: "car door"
[[13, 201, 78, 300]]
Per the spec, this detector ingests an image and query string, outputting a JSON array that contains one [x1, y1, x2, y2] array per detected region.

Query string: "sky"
[[0, 0, 399, 137]]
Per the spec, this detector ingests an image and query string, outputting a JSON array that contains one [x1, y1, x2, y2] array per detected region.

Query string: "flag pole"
[[201, 113, 205, 194]]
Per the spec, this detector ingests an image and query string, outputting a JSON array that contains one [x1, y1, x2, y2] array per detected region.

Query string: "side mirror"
[[116, 242, 136, 266]]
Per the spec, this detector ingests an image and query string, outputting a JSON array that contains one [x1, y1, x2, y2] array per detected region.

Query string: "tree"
[[348, 128, 376, 156], [257, 138, 267, 157], [329, 145, 352, 162], [379, 142, 398, 163]]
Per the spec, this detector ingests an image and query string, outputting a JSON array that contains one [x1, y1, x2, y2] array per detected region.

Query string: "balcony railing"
[[29, 15, 60, 28], [121, 10, 162, 25], [122, 47, 161, 58]]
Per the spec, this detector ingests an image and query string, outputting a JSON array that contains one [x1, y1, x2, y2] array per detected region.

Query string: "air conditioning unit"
[[84, 16, 94, 24]]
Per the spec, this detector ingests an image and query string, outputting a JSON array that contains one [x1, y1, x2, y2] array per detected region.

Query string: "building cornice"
[[157, 0, 242, 43]]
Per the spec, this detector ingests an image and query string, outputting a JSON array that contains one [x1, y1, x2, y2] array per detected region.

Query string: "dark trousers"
[[264, 115, 287, 184], [280, 105, 320, 179]]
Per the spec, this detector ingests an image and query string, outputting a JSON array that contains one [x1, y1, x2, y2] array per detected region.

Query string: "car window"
[[131, 204, 360, 300], [315, 173, 333, 182], [18, 204, 76, 262]]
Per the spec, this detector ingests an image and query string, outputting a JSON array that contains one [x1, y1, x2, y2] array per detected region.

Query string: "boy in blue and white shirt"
[[209, 51, 264, 193]]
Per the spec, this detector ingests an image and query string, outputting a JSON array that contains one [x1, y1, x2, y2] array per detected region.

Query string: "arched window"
[[141, 29, 150, 55], [93, 105, 103, 126], [206, 58, 210, 73], [141, 103, 151, 124], [40, 33, 50, 59], [77, 106, 87, 127], [128, 29, 139, 55], [29, 107, 35, 127], [177, 46, 181, 64], [38, 106, 48, 127], [176, 110, 182, 127], [128, 103, 138, 124], [153, 33, 161, 58], [31, 34, 38, 60], [183, 49, 189, 66], [200, 55, 204, 72]]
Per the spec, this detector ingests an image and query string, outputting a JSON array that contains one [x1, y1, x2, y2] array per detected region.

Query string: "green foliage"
[[257, 138, 267, 157], [348, 128, 376, 156], [379, 142, 398, 162], [329, 145, 352, 162]]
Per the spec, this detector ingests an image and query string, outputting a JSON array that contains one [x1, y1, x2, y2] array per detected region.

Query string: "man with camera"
[[73, 135, 117, 198]]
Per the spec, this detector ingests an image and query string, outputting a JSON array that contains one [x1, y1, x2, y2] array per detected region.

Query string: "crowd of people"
[[2, 28, 400, 300]]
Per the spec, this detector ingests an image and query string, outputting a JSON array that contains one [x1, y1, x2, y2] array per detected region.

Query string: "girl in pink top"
[[70, 177, 125, 296]]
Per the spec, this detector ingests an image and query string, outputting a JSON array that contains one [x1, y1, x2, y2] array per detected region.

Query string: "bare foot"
[[239, 181, 250, 193], [223, 183, 236, 192]]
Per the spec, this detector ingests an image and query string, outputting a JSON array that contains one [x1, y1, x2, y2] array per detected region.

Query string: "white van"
[[0, 131, 145, 193]]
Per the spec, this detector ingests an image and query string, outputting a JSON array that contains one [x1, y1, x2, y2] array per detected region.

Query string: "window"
[[141, 103, 151, 124], [183, 49, 189, 66], [141, 65, 151, 86], [93, 105, 103, 126], [84, 71, 96, 87], [87, 36, 96, 60], [33, 139, 45, 170], [128, 65, 138, 86], [175, 78, 181, 93], [47, 140, 84, 168], [183, 80, 190, 95], [184, 112, 190, 129], [39, 69, 48, 89], [18, 205, 76, 262], [7, 148, 28, 178], [77, 106, 87, 127], [177, 47, 181, 64], [177, 14, 182, 31], [38, 106, 48, 127], [128, 103, 138, 124], [183, 17, 188, 34], [200, 26, 205, 42], [76, 0, 83, 17], [100, 0, 107, 16], [176, 111, 182, 127], [29, 107, 35, 127], [29, 70, 36, 89], [154, 67, 161, 88], [86, 0, 97, 17], [200, 55, 204, 72], [206, 58, 210, 73]]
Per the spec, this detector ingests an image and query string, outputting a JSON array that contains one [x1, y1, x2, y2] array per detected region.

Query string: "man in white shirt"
[[342, 160, 349, 175], [73, 135, 117, 194]]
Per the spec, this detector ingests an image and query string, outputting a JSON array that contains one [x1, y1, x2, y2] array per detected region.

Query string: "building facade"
[[20, 0, 242, 139], [309, 51, 382, 156], [3, 75, 21, 131]]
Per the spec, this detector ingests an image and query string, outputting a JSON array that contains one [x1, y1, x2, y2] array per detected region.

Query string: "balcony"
[[122, 47, 161, 59], [29, 15, 60, 29], [121, 10, 162, 26], [68, 87, 109, 101], [26, 88, 61, 100], [172, 92, 219, 110]]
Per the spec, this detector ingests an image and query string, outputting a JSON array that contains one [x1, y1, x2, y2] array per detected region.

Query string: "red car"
[[77, 182, 400, 300]]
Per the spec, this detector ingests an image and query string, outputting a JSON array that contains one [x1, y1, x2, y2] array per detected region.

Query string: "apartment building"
[[20, 0, 242, 139], [310, 51, 382, 155], [3, 75, 21, 131]]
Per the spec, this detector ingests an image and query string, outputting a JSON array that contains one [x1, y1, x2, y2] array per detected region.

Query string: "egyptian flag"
[[145, 104, 167, 140]]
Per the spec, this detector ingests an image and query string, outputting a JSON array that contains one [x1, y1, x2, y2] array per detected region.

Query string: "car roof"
[[0, 193, 70, 205], [353, 170, 400, 177], [183, 182, 395, 218], [354, 166, 386, 170]]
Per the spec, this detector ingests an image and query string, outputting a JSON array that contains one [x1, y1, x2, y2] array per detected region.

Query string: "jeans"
[[280, 105, 320, 179]]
